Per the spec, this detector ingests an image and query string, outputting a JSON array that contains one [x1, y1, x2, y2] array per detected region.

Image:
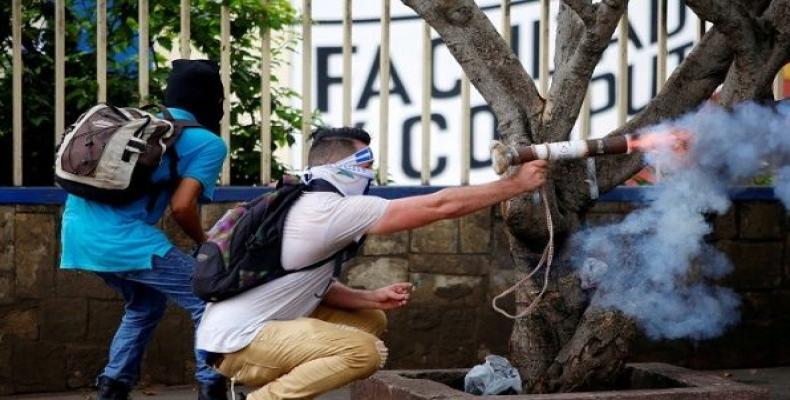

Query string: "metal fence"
[[7, 0, 786, 187]]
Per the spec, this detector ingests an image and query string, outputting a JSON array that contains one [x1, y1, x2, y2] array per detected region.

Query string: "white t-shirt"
[[196, 192, 390, 353]]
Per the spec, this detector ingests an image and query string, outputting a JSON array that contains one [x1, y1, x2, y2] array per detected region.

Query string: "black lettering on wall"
[[431, 38, 460, 98], [401, 114, 448, 179], [317, 46, 355, 112], [470, 105, 499, 169], [511, 25, 520, 58], [357, 47, 413, 109], [650, 0, 688, 43], [607, 20, 643, 49], [627, 63, 653, 115], [591, 73, 616, 116], [668, 0, 687, 37]]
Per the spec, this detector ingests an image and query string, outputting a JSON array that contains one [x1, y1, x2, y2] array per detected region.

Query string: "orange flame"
[[628, 128, 691, 155]]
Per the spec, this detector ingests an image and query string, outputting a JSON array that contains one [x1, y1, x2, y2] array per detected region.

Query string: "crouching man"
[[195, 127, 548, 400]]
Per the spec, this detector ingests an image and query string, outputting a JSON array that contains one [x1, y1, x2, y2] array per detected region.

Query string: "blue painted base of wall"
[[0, 185, 778, 205]]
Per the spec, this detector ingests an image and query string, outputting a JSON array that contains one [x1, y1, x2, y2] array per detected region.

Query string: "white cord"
[[492, 186, 555, 319]]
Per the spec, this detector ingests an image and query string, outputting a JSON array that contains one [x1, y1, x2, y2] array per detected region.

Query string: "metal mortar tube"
[[491, 135, 633, 175]]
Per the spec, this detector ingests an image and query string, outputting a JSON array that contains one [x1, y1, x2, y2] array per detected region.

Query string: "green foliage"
[[0, 0, 304, 185]]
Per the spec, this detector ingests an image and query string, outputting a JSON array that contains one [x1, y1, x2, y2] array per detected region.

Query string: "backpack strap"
[[289, 178, 368, 297], [305, 178, 343, 195]]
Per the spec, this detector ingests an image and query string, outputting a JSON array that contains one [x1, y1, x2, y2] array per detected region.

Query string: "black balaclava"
[[164, 59, 224, 134]]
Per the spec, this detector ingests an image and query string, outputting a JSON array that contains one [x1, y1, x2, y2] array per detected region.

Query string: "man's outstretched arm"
[[368, 160, 548, 235], [170, 177, 207, 243]]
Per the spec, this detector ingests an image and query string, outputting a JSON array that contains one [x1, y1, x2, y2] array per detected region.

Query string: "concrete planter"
[[351, 363, 768, 400]]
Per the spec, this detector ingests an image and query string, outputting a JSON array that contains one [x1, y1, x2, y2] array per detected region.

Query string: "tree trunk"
[[402, 0, 790, 392]]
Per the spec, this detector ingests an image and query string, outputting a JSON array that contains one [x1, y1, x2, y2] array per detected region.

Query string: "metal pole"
[[260, 12, 272, 185], [378, 0, 391, 185], [138, 0, 149, 105], [501, 0, 511, 46], [342, 0, 352, 126], [55, 0, 65, 144], [539, 0, 549, 96], [421, 22, 432, 185], [656, 0, 667, 94], [97, 0, 107, 102], [302, 0, 312, 168], [220, 4, 231, 185], [617, 11, 628, 126], [461, 76, 471, 185], [180, 0, 191, 59], [12, 0, 23, 186]]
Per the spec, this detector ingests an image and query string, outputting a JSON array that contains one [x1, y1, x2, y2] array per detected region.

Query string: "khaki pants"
[[215, 306, 388, 400]]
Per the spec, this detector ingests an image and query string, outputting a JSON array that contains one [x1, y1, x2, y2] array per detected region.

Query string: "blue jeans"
[[95, 247, 223, 387]]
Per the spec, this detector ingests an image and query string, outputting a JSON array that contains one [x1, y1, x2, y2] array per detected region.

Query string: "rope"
[[492, 186, 555, 319]]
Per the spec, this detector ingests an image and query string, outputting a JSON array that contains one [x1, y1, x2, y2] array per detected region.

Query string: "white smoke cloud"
[[570, 101, 790, 340]]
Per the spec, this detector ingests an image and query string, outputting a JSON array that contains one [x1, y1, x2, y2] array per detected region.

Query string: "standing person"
[[195, 127, 549, 400], [59, 59, 229, 400]]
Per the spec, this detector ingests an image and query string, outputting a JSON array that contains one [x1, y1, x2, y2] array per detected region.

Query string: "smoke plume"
[[571, 101, 790, 340]]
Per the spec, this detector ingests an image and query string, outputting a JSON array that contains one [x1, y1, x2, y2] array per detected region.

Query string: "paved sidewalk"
[[3, 367, 789, 399], [716, 367, 790, 400], [1, 386, 350, 400]]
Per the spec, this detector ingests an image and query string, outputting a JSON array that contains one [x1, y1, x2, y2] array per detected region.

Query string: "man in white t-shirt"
[[195, 127, 548, 400]]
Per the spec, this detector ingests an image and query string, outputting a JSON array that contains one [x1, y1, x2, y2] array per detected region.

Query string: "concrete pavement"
[[1, 386, 350, 400], [3, 368, 789, 399]]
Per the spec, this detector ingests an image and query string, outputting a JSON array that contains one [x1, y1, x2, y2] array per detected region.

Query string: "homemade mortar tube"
[[490, 135, 634, 175]]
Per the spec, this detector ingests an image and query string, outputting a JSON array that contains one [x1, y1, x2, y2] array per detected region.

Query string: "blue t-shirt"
[[60, 108, 227, 272]]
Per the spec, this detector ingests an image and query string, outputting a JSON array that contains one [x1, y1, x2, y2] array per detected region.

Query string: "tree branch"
[[561, 0, 595, 27], [543, 0, 627, 142], [761, 0, 790, 68], [402, 0, 544, 140], [595, 27, 734, 192], [686, 0, 757, 55]]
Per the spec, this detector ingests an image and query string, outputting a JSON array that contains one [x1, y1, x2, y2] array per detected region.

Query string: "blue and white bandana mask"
[[302, 147, 375, 196]]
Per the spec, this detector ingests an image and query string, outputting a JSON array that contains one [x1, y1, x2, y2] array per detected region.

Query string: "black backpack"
[[192, 177, 364, 302], [55, 104, 200, 206]]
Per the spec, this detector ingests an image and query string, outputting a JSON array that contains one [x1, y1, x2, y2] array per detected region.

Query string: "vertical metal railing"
[[260, 3, 273, 185], [301, 0, 312, 168], [180, 0, 191, 59], [378, 0, 391, 185], [539, 0, 550, 96], [12, 0, 23, 186], [342, 0, 353, 126], [460, 76, 471, 185], [421, 22, 432, 185], [501, 0, 512, 46], [617, 10, 629, 126], [97, 0, 107, 103], [656, 0, 667, 93], [220, 4, 232, 185], [774, 71, 784, 100], [138, 0, 149, 106], [6, 0, 750, 188], [55, 0, 66, 145]]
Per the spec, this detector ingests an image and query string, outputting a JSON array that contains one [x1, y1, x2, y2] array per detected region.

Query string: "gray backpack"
[[55, 104, 200, 206]]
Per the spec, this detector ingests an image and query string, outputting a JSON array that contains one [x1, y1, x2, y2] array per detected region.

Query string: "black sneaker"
[[96, 376, 131, 400], [198, 379, 228, 400]]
